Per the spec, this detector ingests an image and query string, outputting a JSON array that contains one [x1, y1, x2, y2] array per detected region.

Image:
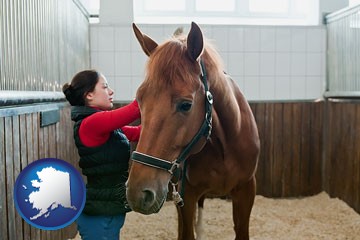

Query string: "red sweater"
[[79, 100, 141, 147]]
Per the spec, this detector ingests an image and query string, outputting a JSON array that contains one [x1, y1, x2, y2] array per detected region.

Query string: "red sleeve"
[[121, 125, 141, 142], [79, 100, 140, 147]]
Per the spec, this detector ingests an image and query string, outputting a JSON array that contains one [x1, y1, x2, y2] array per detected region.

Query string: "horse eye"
[[178, 102, 192, 112]]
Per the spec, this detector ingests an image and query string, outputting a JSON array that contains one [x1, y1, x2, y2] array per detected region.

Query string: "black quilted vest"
[[71, 106, 131, 215]]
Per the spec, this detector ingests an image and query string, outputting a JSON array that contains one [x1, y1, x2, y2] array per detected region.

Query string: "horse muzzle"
[[126, 182, 168, 215]]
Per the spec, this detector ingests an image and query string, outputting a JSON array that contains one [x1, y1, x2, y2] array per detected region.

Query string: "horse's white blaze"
[[195, 206, 205, 240]]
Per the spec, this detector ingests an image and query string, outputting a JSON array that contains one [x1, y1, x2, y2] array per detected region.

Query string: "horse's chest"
[[186, 154, 234, 189]]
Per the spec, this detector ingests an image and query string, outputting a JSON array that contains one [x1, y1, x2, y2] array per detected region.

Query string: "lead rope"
[[172, 182, 184, 207], [171, 158, 188, 207], [179, 159, 188, 205]]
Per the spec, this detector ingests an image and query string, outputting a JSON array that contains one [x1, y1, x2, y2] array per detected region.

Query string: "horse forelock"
[[143, 40, 198, 89]]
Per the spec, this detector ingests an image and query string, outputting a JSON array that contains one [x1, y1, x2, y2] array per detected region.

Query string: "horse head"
[[126, 22, 211, 214]]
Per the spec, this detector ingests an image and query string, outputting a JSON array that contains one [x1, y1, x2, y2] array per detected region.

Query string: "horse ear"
[[187, 22, 204, 62], [132, 23, 158, 57]]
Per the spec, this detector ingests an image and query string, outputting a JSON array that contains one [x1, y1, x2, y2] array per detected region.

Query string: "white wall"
[[89, 0, 347, 102], [320, 0, 348, 15], [349, 0, 360, 6], [99, 0, 133, 24]]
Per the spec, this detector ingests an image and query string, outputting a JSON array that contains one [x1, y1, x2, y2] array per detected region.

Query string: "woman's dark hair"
[[62, 70, 99, 106]]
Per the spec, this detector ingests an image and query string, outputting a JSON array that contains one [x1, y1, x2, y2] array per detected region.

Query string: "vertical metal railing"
[[0, 0, 90, 92], [325, 4, 360, 97]]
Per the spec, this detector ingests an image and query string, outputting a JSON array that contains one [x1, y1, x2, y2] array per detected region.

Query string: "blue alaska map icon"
[[14, 158, 86, 230]]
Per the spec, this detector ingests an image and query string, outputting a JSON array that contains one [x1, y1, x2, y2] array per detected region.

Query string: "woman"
[[62, 70, 141, 240]]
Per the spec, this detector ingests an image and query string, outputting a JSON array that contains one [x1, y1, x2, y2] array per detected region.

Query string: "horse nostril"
[[142, 189, 155, 208]]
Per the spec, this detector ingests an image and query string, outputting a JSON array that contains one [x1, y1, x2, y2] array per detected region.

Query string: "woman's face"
[[85, 75, 114, 110]]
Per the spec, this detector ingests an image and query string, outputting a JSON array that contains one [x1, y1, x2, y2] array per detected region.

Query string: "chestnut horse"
[[126, 22, 260, 240]]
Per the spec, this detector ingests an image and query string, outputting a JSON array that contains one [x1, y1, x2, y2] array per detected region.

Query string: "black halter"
[[131, 60, 213, 204]]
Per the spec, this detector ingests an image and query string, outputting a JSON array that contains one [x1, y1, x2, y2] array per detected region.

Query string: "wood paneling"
[[0, 117, 8, 240], [324, 99, 360, 213], [250, 101, 324, 198], [250, 99, 359, 214], [0, 103, 78, 240]]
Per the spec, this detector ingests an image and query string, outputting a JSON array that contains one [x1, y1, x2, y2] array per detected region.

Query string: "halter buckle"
[[168, 161, 180, 175], [206, 91, 213, 105]]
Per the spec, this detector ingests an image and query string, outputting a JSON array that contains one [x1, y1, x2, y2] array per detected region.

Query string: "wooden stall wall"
[[0, 103, 79, 240], [323, 99, 360, 213], [250, 101, 324, 198]]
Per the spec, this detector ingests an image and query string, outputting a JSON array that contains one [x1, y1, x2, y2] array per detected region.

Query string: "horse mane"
[[141, 30, 225, 91]]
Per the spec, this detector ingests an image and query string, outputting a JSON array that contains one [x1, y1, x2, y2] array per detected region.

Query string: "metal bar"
[[326, 5, 360, 97], [0, 0, 3, 90], [324, 91, 360, 98], [4, 0, 9, 89], [0, 0, 89, 93], [72, 0, 90, 18], [325, 4, 360, 23]]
